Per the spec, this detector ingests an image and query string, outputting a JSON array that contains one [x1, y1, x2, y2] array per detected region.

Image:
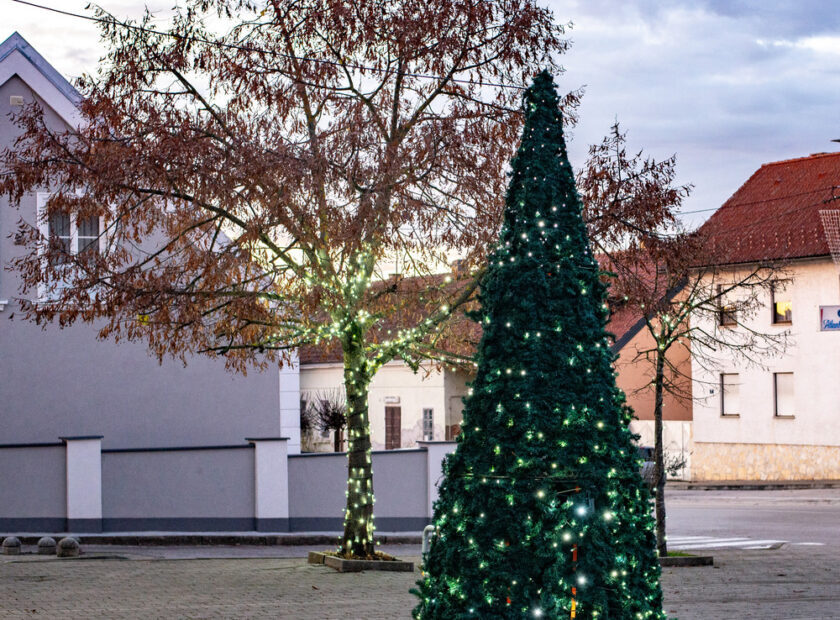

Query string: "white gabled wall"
[[0, 46, 82, 128]]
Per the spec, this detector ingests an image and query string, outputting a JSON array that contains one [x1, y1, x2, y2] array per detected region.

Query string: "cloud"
[[4, 1, 839, 228], [550, 0, 840, 227], [758, 35, 840, 56]]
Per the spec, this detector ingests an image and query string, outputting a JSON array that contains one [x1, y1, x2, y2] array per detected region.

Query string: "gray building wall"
[[0, 444, 65, 531], [101, 447, 255, 531], [0, 74, 280, 449]]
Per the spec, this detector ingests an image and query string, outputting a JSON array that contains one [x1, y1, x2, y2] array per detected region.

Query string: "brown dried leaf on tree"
[[0, 0, 571, 557]]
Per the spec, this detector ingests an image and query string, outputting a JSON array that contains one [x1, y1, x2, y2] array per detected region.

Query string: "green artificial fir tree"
[[413, 71, 665, 619]]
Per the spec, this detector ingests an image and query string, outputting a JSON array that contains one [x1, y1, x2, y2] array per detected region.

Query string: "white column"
[[61, 436, 102, 532], [279, 351, 301, 454], [246, 438, 289, 532], [417, 441, 457, 518]]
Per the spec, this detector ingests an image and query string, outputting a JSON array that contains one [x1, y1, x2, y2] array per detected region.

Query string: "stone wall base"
[[693, 442, 840, 481]]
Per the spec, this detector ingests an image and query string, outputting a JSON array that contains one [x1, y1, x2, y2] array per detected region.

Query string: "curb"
[[660, 555, 714, 567], [1, 534, 423, 547], [668, 480, 840, 491]]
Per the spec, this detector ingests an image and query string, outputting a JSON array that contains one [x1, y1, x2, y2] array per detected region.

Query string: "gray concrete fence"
[[0, 438, 455, 534]]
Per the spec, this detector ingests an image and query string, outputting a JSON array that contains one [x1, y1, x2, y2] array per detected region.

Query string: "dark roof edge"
[[692, 252, 833, 270], [0, 31, 82, 105], [611, 278, 686, 354], [610, 316, 647, 353]]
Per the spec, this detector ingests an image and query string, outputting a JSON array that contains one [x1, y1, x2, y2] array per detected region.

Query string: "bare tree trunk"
[[341, 330, 375, 557], [653, 349, 668, 557]]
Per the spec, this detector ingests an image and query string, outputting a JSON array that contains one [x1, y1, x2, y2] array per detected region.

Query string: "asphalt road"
[[665, 488, 840, 550]]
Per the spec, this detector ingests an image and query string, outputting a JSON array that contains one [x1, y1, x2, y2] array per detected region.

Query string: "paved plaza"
[[2, 544, 840, 619], [3, 490, 840, 618]]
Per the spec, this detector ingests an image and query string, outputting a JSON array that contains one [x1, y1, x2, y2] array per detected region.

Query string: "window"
[[774, 372, 794, 417], [385, 406, 401, 450], [47, 212, 71, 263], [717, 285, 737, 326], [422, 408, 434, 441], [39, 193, 102, 259], [38, 193, 103, 299], [720, 373, 739, 416], [77, 214, 100, 254], [771, 281, 792, 324]]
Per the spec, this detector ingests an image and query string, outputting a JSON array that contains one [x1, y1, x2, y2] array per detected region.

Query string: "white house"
[[690, 151, 840, 480], [299, 293, 694, 463]]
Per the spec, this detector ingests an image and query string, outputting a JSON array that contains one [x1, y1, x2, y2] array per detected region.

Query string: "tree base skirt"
[[307, 551, 414, 572]]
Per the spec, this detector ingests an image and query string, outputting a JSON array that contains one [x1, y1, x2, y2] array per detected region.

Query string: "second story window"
[[77, 214, 101, 254], [717, 285, 737, 326], [771, 281, 792, 324], [47, 212, 72, 264], [39, 193, 102, 261]]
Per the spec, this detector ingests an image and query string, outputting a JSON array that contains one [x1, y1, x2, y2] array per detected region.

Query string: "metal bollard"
[[421, 525, 437, 556]]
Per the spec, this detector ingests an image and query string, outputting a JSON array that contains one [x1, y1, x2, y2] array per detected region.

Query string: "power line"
[[10, 0, 527, 91], [677, 184, 839, 217]]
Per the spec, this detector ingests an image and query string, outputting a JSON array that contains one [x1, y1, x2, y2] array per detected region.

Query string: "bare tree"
[[607, 232, 788, 556], [304, 389, 348, 453], [578, 125, 789, 556]]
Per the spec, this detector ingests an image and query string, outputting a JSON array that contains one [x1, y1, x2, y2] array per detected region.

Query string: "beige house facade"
[[690, 151, 840, 481], [300, 361, 470, 452], [615, 323, 693, 480], [691, 257, 840, 480]]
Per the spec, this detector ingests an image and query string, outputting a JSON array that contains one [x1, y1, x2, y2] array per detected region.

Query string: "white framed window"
[[774, 372, 795, 417], [38, 192, 102, 257], [422, 408, 434, 441], [720, 373, 739, 416], [37, 192, 104, 299]]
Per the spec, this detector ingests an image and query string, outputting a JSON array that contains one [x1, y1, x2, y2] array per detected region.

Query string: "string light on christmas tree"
[[412, 71, 663, 619]]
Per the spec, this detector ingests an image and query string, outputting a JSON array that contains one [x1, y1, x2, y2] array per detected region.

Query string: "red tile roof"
[[699, 151, 840, 265]]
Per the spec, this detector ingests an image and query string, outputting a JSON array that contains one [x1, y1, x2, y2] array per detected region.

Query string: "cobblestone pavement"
[[1, 545, 839, 618]]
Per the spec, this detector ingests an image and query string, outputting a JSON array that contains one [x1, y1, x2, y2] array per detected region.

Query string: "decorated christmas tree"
[[413, 71, 665, 619]]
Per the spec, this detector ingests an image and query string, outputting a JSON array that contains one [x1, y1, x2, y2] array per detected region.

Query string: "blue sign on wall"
[[820, 306, 840, 331]]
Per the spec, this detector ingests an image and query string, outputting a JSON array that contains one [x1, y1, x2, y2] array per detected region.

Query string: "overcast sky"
[[4, 0, 839, 228]]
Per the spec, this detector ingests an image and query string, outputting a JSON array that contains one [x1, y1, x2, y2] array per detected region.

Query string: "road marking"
[[667, 535, 786, 550], [790, 542, 825, 546]]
